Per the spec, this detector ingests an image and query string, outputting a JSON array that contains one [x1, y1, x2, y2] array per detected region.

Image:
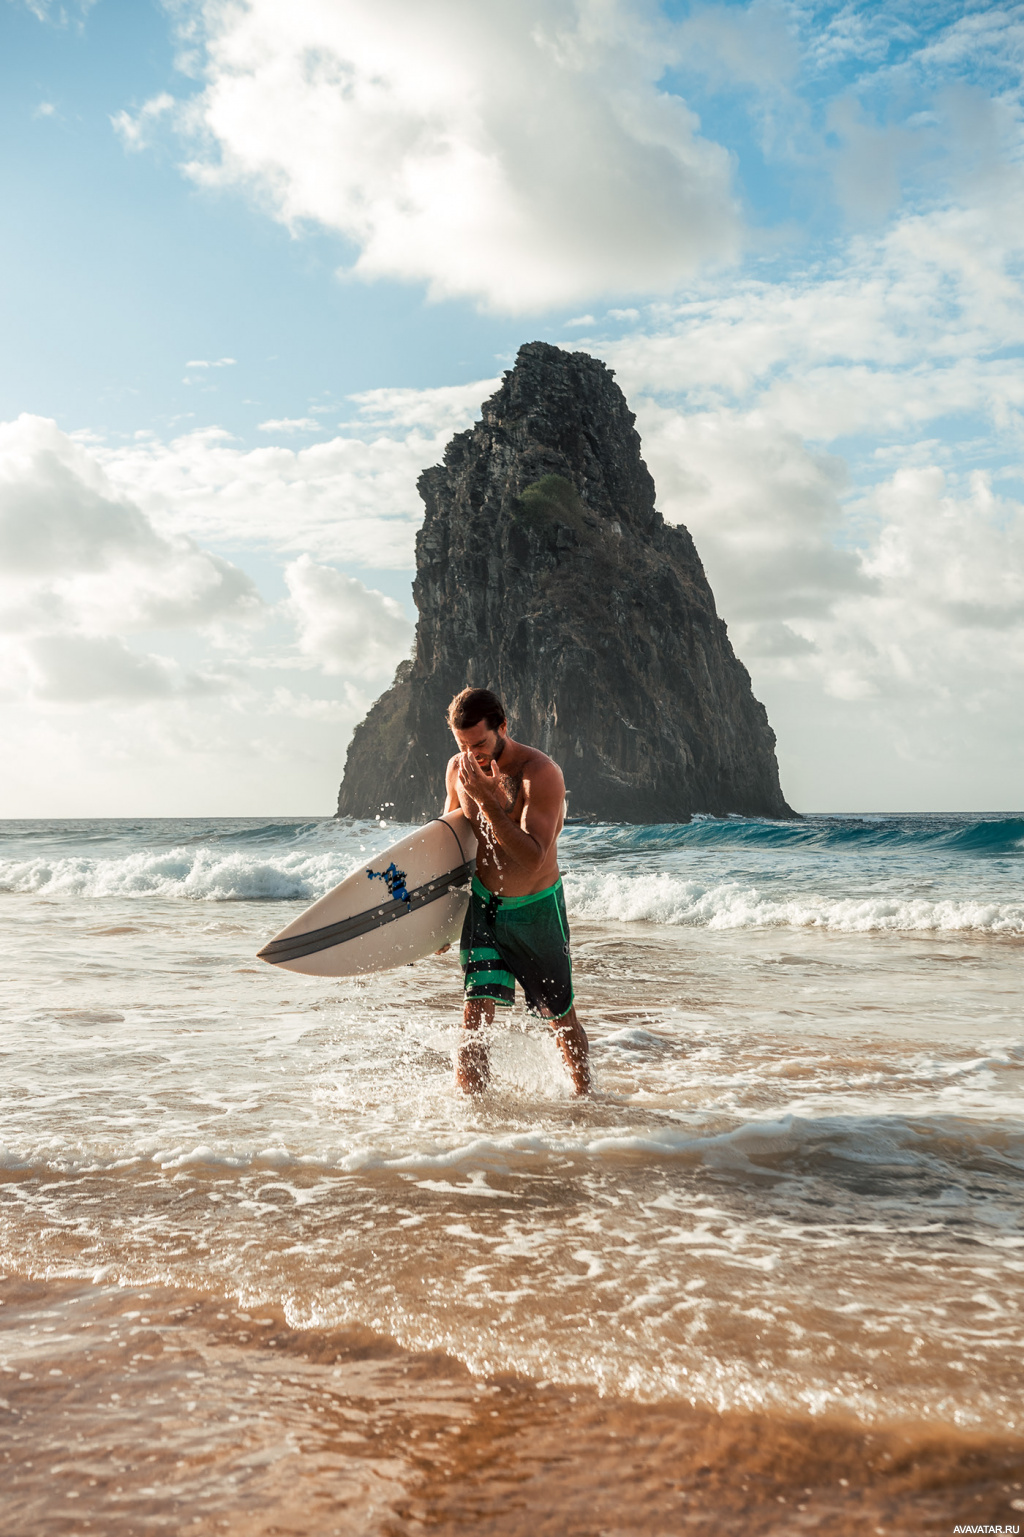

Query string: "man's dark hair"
[[447, 687, 507, 733]]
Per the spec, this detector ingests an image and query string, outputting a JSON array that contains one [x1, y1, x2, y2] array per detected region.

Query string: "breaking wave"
[[563, 869, 1024, 933], [0, 812, 1021, 933], [0, 845, 355, 902]]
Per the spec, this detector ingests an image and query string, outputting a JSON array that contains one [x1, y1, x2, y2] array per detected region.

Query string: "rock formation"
[[337, 342, 793, 823]]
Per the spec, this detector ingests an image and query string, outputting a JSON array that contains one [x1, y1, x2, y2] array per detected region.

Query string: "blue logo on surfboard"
[[366, 862, 410, 905]]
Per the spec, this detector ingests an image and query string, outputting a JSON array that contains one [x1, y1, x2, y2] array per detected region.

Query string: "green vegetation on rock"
[[516, 474, 591, 536]]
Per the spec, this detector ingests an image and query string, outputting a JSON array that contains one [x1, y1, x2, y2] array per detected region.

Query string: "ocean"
[[1, 812, 1023, 1534]]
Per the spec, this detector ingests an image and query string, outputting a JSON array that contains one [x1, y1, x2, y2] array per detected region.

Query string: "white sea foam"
[[563, 869, 1024, 933], [4, 1109, 1022, 1183], [3, 846, 1022, 933], [0, 846, 358, 902]]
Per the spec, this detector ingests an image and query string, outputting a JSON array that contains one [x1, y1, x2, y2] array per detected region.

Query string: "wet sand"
[[3, 1275, 1022, 1536]]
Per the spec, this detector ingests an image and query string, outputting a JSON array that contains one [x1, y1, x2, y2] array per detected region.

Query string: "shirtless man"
[[442, 686, 590, 1097]]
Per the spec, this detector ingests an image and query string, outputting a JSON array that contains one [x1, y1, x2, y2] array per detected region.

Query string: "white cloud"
[[16, 634, 229, 703], [602, 188, 1024, 678], [0, 414, 263, 702], [18, 0, 96, 24], [94, 427, 424, 566], [269, 684, 372, 722], [90, 383, 493, 565], [631, 360, 1024, 718], [0, 692, 369, 816], [346, 378, 498, 433], [257, 417, 319, 434], [673, 1, 799, 92], [637, 402, 867, 628], [609, 209, 1024, 420], [816, 468, 1024, 703], [111, 91, 176, 151], [0, 419, 164, 580], [0, 414, 416, 803], [283, 555, 413, 679], [172, 0, 741, 312], [0, 415, 261, 634], [0, 411, 424, 809], [731, 466, 1024, 804], [637, 410, 1024, 805], [185, 357, 236, 368]]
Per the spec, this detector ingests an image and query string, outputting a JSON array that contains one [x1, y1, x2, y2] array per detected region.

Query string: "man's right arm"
[[435, 757, 462, 956], [442, 755, 461, 814]]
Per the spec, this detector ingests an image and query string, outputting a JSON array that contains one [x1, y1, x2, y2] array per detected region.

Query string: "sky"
[[1, 0, 1022, 815]]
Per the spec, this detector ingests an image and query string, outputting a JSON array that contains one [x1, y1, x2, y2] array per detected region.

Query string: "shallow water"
[[1, 813, 1023, 1529], [4, 1275, 1022, 1536]]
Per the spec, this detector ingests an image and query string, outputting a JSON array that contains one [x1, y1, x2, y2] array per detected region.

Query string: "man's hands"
[[456, 750, 503, 815], [446, 742, 560, 878]]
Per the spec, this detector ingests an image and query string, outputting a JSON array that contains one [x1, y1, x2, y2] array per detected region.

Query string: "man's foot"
[[457, 998, 494, 1093], [456, 1036, 490, 1093]]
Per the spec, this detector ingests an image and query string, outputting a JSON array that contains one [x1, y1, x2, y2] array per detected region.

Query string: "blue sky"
[[1, 0, 525, 437], [1, 0, 1022, 814]]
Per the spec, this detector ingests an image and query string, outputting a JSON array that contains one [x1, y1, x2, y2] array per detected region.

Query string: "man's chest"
[[461, 769, 525, 829], [496, 768, 525, 818]]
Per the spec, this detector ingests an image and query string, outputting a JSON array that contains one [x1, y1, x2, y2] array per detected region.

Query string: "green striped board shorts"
[[459, 875, 574, 1021]]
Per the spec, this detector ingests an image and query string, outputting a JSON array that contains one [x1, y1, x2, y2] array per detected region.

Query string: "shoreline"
[[3, 1273, 1022, 1535]]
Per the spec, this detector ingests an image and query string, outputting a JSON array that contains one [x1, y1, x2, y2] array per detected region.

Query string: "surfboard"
[[257, 812, 478, 977]]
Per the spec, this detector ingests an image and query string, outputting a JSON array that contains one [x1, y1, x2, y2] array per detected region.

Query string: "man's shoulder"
[[520, 745, 564, 783], [443, 754, 463, 797]]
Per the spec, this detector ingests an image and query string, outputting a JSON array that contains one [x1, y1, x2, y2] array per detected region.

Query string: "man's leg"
[[457, 997, 494, 1093], [551, 1007, 591, 1096]]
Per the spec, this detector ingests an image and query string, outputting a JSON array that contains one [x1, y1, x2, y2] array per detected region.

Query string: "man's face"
[[453, 721, 507, 769]]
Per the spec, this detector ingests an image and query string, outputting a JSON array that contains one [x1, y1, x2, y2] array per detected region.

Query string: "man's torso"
[[451, 743, 563, 897]]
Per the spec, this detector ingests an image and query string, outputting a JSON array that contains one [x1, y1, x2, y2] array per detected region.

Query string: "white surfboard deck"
[[257, 812, 478, 977]]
